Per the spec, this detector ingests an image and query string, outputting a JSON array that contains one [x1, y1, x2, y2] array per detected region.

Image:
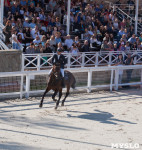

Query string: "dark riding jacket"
[[52, 54, 67, 69]]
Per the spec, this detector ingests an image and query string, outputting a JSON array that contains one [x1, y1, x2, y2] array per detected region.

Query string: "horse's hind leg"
[[52, 90, 58, 102], [55, 88, 62, 110], [39, 87, 50, 108], [61, 86, 70, 106]]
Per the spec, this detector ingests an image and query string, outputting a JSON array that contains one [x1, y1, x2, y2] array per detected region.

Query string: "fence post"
[[67, 53, 71, 68], [95, 52, 99, 67], [21, 54, 25, 71], [82, 53, 85, 68], [110, 69, 114, 92], [114, 69, 119, 90], [25, 75, 30, 99], [108, 52, 112, 66], [37, 54, 41, 71], [20, 74, 24, 100], [87, 70, 92, 93], [141, 69, 142, 88]]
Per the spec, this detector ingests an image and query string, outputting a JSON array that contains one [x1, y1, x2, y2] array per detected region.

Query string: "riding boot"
[[62, 77, 65, 88]]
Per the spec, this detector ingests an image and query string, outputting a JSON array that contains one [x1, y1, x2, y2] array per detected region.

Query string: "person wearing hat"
[[49, 48, 67, 87]]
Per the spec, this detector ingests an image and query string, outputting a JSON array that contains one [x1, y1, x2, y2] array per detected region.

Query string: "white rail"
[[0, 65, 142, 99], [22, 51, 142, 71]]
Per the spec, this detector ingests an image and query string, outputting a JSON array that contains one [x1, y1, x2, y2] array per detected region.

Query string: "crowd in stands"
[[2, 0, 142, 56]]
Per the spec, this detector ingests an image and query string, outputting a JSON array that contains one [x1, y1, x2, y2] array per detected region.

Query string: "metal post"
[[37, 54, 41, 71], [20, 75, 24, 100], [0, 0, 4, 24], [25, 75, 30, 99], [81, 53, 85, 68], [141, 69, 142, 88], [95, 52, 99, 67], [135, 0, 139, 35], [67, 0, 71, 35], [87, 70, 92, 93], [114, 69, 119, 90], [110, 69, 114, 92]]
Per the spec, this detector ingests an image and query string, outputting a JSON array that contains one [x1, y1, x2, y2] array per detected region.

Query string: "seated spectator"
[[23, 27, 33, 43], [29, 18, 36, 29], [23, 17, 30, 28], [25, 42, 35, 54], [52, 27, 58, 36], [34, 43, 41, 53], [81, 40, 90, 52], [139, 32, 142, 42], [113, 44, 118, 51], [125, 42, 131, 51], [43, 41, 53, 53], [33, 35, 41, 45], [118, 28, 124, 39], [41, 35, 47, 46], [101, 40, 110, 51], [131, 42, 137, 50], [128, 34, 136, 46], [49, 35, 57, 52], [73, 36, 79, 44], [119, 42, 126, 51], [31, 25, 40, 39], [55, 32, 62, 44], [65, 35, 74, 50]]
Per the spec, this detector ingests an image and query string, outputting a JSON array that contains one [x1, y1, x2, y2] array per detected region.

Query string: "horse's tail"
[[71, 78, 76, 89]]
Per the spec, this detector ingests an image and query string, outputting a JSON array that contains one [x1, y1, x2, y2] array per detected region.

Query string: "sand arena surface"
[[0, 89, 142, 150]]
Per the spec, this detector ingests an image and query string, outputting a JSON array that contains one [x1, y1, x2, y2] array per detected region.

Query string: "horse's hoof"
[[39, 103, 43, 108], [55, 106, 58, 110], [61, 103, 64, 106]]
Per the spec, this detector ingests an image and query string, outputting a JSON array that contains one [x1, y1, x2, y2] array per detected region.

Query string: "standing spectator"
[[11, 30, 20, 50], [125, 53, 133, 86], [3, 20, 12, 45], [115, 54, 124, 84]]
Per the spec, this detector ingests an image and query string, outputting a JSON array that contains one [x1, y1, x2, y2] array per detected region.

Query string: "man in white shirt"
[[65, 35, 73, 50], [33, 35, 41, 45]]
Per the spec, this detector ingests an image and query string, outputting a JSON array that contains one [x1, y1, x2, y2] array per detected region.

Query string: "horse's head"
[[52, 63, 61, 79]]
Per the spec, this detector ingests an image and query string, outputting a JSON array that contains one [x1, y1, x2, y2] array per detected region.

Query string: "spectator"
[[23, 17, 30, 28], [81, 40, 90, 52], [33, 35, 41, 45], [128, 34, 136, 45], [11, 30, 20, 50], [65, 35, 74, 50], [3, 20, 12, 45], [55, 32, 62, 44], [115, 54, 124, 84], [101, 40, 109, 51], [125, 53, 133, 85]]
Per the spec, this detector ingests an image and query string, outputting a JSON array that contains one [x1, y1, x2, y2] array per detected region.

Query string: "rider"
[[50, 48, 67, 87]]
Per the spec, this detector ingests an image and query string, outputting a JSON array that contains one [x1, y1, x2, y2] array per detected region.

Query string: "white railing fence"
[[0, 65, 142, 99], [22, 51, 142, 71]]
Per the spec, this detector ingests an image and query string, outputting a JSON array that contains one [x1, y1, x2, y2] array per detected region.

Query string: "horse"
[[39, 63, 76, 109]]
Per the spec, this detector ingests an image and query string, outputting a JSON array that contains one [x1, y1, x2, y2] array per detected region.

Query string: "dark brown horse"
[[39, 63, 76, 109]]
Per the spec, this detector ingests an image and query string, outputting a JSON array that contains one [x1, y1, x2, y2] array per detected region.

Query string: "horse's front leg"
[[39, 87, 50, 108], [61, 86, 70, 106], [55, 88, 62, 110], [52, 90, 58, 102]]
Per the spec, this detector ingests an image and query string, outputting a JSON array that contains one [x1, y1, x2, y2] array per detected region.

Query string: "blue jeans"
[[12, 43, 19, 50]]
